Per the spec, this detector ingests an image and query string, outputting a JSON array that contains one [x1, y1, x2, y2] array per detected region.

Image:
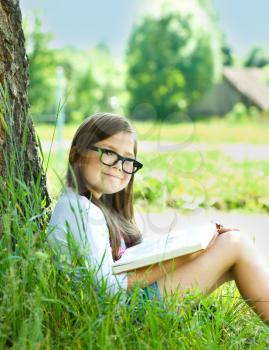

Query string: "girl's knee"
[[216, 230, 247, 255], [219, 229, 242, 242]]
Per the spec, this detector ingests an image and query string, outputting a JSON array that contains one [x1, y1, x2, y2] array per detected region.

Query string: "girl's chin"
[[94, 177, 127, 194], [103, 184, 125, 194], [105, 187, 121, 194]]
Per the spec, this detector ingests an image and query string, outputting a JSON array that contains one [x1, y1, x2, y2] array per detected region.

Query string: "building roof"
[[223, 67, 269, 110]]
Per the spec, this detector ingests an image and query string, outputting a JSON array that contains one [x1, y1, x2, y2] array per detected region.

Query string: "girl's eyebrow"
[[101, 144, 135, 158]]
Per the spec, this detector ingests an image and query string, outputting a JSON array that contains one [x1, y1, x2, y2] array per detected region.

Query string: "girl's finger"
[[207, 224, 240, 250], [218, 227, 240, 234]]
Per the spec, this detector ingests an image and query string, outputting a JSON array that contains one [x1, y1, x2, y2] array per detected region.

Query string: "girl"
[[47, 112, 269, 325]]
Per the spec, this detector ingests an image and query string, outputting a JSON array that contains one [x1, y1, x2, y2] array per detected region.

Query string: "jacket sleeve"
[[83, 200, 128, 295]]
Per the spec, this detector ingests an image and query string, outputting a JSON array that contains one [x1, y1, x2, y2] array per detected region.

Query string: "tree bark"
[[0, 0, 51, 227]]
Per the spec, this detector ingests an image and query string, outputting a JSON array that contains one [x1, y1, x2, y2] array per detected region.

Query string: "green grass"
[[35, 116, 269, 145], [0, 142, 268, 348], [134, 150, 269, 214], [44, 150, 69, 204], [1, 179, 269, 349], [1, 97, 269, 348]]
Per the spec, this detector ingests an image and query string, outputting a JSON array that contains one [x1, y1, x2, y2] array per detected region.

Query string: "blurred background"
[[20, 0, 269, 259], [20, 0, 269, 125], [21, 0, 269, 232]]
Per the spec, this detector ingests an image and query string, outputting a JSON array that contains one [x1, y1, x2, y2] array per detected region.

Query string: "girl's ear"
[[70, 146, 87, 165]]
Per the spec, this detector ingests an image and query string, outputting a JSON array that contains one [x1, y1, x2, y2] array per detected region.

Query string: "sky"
[[20, 0, 269, 59]]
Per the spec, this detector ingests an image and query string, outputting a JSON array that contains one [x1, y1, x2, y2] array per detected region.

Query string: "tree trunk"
[[0, 0, 51, 227]]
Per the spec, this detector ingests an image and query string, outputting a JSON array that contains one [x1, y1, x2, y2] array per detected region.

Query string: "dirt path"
[[42, 139, 269, 161], [135, 209, 269, 264], [138, 141, 269, 161]]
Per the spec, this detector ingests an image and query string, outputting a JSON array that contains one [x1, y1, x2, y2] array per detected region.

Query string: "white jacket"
[[47, 186, 128, 296]]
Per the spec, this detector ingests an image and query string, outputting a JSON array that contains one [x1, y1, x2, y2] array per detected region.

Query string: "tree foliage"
[[59, 44, 126, 123], [24, 17, 57, 122], [221, 33, 234, 66], [126, 0, 222, 120], [244, 46, 269, 68], [24, 15, 126, 124]]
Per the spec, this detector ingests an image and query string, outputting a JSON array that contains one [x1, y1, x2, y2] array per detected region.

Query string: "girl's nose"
[[112, 159, 123, 171]]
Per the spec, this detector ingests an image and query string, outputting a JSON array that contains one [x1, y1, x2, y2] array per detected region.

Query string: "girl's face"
[[81, 132, 135, 199]]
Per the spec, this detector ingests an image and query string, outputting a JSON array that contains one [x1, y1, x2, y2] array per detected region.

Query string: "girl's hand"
[[215, 223, 240, 235], [206, 223, 240, 250]]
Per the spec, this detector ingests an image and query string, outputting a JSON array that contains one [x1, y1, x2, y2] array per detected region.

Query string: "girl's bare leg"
[[157, 230, 269, 324]]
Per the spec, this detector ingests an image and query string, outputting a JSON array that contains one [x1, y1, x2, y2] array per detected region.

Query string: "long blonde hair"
[[66, 112, 143, 261]]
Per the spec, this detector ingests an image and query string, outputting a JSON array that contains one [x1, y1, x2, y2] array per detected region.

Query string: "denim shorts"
[[126, 281, 162, 303], [125, 281, 169, 323], [141, 281, 163, 302]]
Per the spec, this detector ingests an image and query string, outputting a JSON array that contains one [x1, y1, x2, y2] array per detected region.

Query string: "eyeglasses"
[[87, 145, 143, 174]]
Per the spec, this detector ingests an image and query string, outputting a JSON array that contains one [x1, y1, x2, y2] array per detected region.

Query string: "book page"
[[116, 237, 166, 264], [113, 222, 216, 269]]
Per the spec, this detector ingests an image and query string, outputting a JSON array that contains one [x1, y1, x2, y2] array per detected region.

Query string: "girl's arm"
[[127, 250, 203, 289]]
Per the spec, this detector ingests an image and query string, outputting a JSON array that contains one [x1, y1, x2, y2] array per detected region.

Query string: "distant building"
[[190, 67, 269, 116]]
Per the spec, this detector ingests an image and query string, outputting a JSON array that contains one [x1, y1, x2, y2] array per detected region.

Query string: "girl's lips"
[[103, 173, 120, 179]]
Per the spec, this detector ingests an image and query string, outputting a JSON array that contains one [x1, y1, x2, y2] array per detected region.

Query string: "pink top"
[[118, 237, 126, 259]]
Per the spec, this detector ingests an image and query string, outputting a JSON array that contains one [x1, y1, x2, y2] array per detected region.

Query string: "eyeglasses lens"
[[101, 151, 136, 174], [123, 160, 135, 174], [101, 151, 117, 165]]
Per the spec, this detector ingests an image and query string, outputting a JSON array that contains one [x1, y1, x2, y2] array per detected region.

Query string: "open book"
[[112, 222, 217, 274]]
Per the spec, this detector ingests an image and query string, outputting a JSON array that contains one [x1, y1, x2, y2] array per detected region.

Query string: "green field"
[[44, 148, 269, 214], [35, 117, 269, 144], [37, 116, 269, 212], [41, 118, 269, 214]]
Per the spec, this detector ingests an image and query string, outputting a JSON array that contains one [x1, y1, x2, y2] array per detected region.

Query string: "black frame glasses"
[[87, 145, 143, 174]]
